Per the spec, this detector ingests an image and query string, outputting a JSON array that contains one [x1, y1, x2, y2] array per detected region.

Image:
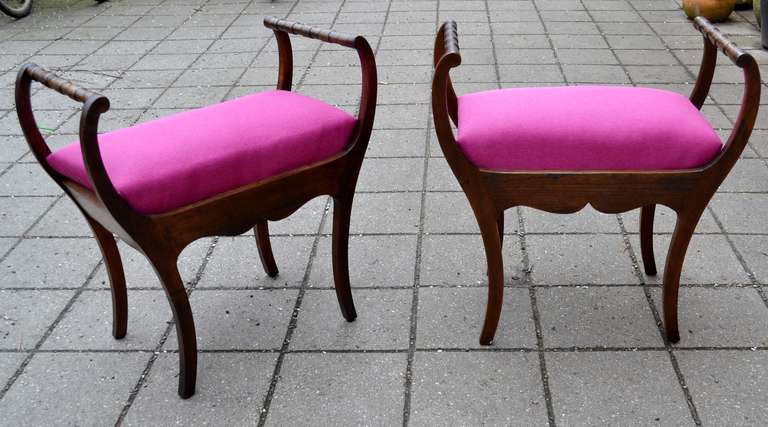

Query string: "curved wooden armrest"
[[19, 63, 99, 103], [263, 16, 377, 156], [15, 63, 133, 220], [264, 16, 358, 48], [689, 17, 759, 108], [433, 21, 461, 126], [688, 17, 761, 172]]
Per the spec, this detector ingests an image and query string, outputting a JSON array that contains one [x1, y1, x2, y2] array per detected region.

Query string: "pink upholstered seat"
[[48, 90, 356, 214], [456, 86, 723, 172]]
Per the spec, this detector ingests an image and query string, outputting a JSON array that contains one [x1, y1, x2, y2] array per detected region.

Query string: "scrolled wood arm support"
[[433, 21, 461, 127], [689, 17, 761, 174], [16, 63, 135, 224], [263, 16, 377, 158]]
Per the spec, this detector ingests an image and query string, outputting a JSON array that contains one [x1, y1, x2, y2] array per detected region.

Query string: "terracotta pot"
[[683, 0, 737, 22]]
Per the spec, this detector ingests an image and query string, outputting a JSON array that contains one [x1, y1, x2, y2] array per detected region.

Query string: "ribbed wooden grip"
[[442, 21, 460, 56], [263, 16, 357, 48], [21, 63, 97, 103], [692, 17, 748, 67]]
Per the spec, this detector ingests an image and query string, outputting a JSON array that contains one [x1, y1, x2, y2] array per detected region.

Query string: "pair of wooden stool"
[[16, 16, 760, 397]]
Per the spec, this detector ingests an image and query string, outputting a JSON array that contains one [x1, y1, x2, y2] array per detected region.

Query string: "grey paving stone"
[[268, 195, 327, 235], [614, 49, 679, 65], [290, 289, 411, 350], [0, 136, 29, 162], [562, 64, 630, 83], [546, 351, 694, 426], [720, 159, 768, 192], [498, 64, 565, 82], [730, 235, 768, 284], [417, 287, 536, 349], [410, 352, 547, 426], [550, 34, 608, 49], [367, 128, 428, 157], [91, 238, 211, 290], [357, 157, 424, 192], [676, 350, 768, 426], [522, 207, 621, 234], [198, 236, 312, 289], [651, 287, 768, 348], [527, 234, 639, 285], [620, 204, 721, 234], [555, 48, 618, 64], [0, 237, 14, 257], [420, 234, 524, 287], [632, 234, 750, 285], [0, 352, 26, 386], [0, 238, 100, 288], [42, 290, 168, 350], [710, 193, 768, 234], [265, 353, 405, 427], [310, 235, 417, 288], [424, 192, 519, 234], [0, 196, 55, 236], [425, 158, 461, 192], [164, 289, 297, 350], [321, 192, 421, 234], [28, 197, 92, 237], [0, 164, 62, 196], [0, 289, 73, 350], [0, 352, 151, 426], [124, 353, 277, 426], [537, 286, 663, 348], [374, 104, 430, 129]]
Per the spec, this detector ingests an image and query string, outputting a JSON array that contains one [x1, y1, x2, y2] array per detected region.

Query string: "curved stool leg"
[[85, 217, 127, 339], [255, 220, 279, 277], [662, 207, 704, 343], [331, 194, 357, 321], [149, 253, 197, 398], [477, 209, 504, 345], [640, 205, 657, 276], [497, 211, 505, 247]]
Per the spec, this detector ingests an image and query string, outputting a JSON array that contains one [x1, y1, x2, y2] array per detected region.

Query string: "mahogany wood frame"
[[432, 17, 761, 345], [15, 16, 377, 398]]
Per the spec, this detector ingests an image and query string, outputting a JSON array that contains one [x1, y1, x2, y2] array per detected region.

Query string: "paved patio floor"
[[1, 0, 768, 425]]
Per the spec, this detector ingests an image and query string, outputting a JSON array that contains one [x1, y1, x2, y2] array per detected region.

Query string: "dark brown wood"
[[86, 215, 127, 339], [255, 221, 278, 277], [16, 17, 376, 398], [640, 204, 657, 276], [432, 17, 761, 345], [331, 194, 357, 321]]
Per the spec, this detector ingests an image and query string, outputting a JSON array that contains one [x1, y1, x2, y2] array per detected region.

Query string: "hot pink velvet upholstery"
[[48, 90, 356, 214], [456, 86, 723, 172]]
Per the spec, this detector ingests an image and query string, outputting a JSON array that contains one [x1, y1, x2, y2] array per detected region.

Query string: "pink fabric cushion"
[[48, 90, 356, 214], [457, 86, 722, 171]]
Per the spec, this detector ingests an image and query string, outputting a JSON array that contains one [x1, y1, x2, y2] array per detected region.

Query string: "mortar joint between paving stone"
[[256, 2, 353, 425], [616, 193, 703, 426], [401, 3, 433, 423], [115, 235, 219, 426]]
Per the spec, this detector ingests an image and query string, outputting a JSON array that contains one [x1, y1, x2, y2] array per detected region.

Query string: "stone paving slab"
[[0, 0, 767, 425]]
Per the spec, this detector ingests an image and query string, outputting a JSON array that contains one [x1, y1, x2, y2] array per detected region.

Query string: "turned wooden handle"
[[692, 16, 749, 67], [19, 63, 98, 103], [263, 16, 358, 48], [442, 21, 460, 57]]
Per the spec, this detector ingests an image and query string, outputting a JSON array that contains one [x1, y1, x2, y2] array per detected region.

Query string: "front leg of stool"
[[662, 206, 704, 343], [477, 208, 504, 346]]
